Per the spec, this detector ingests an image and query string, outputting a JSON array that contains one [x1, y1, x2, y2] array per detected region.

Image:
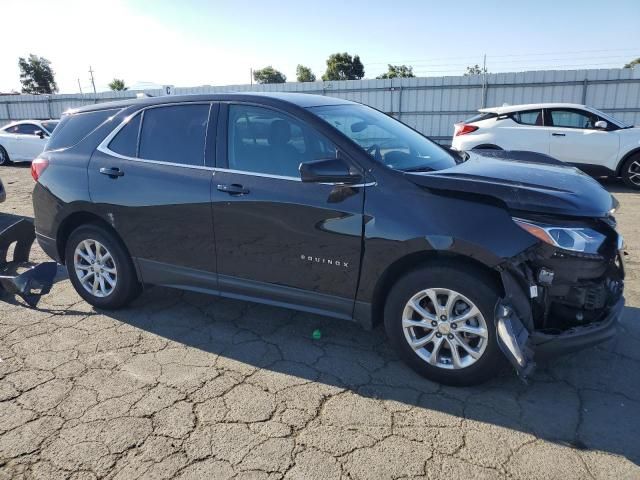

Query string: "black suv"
[[32, 93, 625, 385]]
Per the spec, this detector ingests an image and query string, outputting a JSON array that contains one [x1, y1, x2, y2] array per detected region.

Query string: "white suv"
[[451, 103, 640, 189], [0, 120, 59, 166]]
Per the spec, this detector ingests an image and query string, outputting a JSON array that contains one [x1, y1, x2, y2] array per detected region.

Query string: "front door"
[[211, 103, 365, 318], [89, 103, 218, 287], [547, 108, 620, 171]]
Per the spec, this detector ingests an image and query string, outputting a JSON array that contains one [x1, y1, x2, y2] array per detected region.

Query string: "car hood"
[[407, 150, 615, 218]]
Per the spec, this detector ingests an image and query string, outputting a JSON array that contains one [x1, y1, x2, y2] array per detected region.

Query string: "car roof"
[[478, 103, 587, 114], [65, 92, 355, 115]]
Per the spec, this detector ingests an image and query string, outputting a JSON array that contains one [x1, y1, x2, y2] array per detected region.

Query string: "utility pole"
[[88, 66, 97, 94], [77, 78, 83, 94], [250, 68, 253, 86], [481, 54, 487, 108]]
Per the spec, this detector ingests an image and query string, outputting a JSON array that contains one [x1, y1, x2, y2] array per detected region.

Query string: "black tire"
[[65, 223, 141, 309], [0, 146, 11, 166], [620, 153, 640, 190], [384, 263, 506, 386]]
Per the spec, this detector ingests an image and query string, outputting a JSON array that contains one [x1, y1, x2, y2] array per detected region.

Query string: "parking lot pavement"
[[0, 165, 639, 480]]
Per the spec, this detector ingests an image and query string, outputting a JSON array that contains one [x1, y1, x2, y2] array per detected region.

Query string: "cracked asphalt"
[[1, 164, 639, 479]]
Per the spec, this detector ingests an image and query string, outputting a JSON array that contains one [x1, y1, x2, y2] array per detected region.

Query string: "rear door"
[[0, 125, 19, 158], [547, 108, 619, 171], [211, 103, 365, 318], [89, 103, 219, 288], [7, 123, 47, 160], [497, 109, 550, 154]]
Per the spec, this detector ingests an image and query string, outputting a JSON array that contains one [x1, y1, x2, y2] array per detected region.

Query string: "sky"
[[1, 0, 639, 93]]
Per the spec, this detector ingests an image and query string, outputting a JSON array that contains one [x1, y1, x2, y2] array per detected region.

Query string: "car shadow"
[[99, 286, 640, 465]]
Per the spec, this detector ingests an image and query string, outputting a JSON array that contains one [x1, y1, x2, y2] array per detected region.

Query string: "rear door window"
[[510, 109, 543, 126], [108, 113, 141, 158], [138, 104, 210, 166], [46, 109, 120, 151]]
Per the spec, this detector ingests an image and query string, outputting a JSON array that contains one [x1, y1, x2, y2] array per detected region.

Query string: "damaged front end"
[[494, 214, 625, 379]]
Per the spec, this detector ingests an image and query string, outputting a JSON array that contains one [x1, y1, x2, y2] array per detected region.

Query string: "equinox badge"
[[300, 254, 349, 268]]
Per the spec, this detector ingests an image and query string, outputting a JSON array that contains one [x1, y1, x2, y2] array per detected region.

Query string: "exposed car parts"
[[0, 215, 57, 307], [494, 228, 624, 380]]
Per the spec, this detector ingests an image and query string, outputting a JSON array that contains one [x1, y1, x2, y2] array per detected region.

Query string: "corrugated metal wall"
[[2, 68, 639, 144]]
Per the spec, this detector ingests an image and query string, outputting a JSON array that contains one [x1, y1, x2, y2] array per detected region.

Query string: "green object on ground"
[[312, 329, 322, 340]]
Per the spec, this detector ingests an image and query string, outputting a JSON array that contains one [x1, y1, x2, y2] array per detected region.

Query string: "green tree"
[[624, 57, 640, 68], [253, 66, 286, 84], [376, 64, 415, 79], [18, 54, 57, 94], [296, 64, 316, 82], [322, 53, 365, 81], [109, 78, 127, 91], [464, 64, 488, 76]]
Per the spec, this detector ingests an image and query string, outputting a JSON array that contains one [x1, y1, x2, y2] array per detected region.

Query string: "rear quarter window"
[[45, 108, 120, 151]]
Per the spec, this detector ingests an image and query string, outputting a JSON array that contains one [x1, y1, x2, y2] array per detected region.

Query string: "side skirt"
[[136, 258, 364, 324]]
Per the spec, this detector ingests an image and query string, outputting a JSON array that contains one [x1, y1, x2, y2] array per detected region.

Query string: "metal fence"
[[2, 68, 639, 144]]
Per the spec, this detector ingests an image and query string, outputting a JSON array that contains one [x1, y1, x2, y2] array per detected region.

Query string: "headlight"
[[513, 218, 606, 254]]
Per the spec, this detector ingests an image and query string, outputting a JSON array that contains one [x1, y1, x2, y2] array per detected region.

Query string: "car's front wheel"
[[621, 153, 640, 189], [384, 263, 506, 386], [65, 224, 141, 309]]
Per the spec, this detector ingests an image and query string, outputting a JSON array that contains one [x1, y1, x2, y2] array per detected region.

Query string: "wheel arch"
[[56, 212, 139, 280], [615, 147, 640, 177], [368, 251, 504, 328]]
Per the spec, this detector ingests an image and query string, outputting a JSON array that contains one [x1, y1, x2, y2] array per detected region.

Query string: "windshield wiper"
[[402, 166, 436, 173]]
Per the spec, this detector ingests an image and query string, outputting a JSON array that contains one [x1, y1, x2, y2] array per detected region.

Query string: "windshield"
[[308, 104, 457, 172], [589, 107, 632, 128], [41, 120, 59, 134]]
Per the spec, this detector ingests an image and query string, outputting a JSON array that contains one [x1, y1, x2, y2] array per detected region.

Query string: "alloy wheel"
[[627, 159, 640, 187], [402, 288, 488, 369], [73, 239, 117, 298]]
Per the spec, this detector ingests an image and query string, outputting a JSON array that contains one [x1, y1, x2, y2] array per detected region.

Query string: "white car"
[[451, 103, 640, 189], [0, 119, 59, 166]]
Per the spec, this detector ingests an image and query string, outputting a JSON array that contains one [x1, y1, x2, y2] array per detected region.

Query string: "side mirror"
[[594, 120, 608, 130], [35, 130, 45, 139], [300, 158, 363, 184]]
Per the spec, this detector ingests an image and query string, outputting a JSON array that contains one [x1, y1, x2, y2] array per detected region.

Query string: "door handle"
[[99, 167, 124, 178], [552, 133, 566, 137], [217, 183, 249, 195]]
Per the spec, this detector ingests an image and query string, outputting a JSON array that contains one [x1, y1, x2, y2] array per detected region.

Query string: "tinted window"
[[463, 112, 497, 123], [310, 104, 456, 172], [228, 105, 336, 177], [138, 104, 209, 166], [14, 124, 40, 135], [550, 109, 598, 129], [46, 109, 120, 151], [109, 113, 141, 157], [511, 109, 543, 126], [41, 121, 59, 134]]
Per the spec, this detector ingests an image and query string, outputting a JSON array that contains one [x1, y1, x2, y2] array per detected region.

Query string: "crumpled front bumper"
[[495, 238, 625, 380], [530, 296, 624, 358]]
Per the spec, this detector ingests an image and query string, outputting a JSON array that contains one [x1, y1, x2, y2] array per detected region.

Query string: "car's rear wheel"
[[621, 154, 640, 189], [0, 146, 11, 166], [65, 224, 141, 309], [384, 264, 505, 386]]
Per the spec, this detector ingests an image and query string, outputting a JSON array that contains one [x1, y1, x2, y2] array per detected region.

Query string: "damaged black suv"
[[32, 93, 625, 385]]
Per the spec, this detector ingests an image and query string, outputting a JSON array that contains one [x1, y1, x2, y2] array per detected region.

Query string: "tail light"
[[454, 123, 479, 136], [31, 158, 49, 182]]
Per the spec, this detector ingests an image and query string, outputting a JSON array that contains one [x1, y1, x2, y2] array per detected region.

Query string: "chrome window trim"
[[96, 102, 213, 169], [212, 168, 375, 186], [212, 168, 300, 181]]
